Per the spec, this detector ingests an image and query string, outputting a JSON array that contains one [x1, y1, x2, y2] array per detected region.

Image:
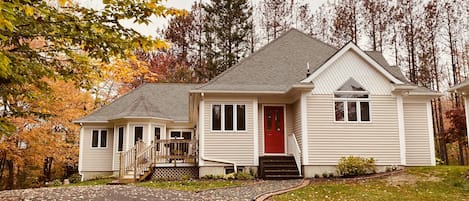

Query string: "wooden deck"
[[119, 139, 197, 181]]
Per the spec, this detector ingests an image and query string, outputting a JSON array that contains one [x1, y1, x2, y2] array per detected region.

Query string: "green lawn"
[[273, 166, 469, 201], [136, 180, 254, 191]]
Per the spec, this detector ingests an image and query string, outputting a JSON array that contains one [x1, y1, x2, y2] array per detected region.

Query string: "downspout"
[[198, 93, 237, 173], [200, 156, 237, 173], [78, 124, 84, 181]]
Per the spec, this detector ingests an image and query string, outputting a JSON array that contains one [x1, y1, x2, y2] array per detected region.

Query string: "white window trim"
[[90, 129, 108, 149], [210, 103, 247, 132], [168, 129, 193, 139], [116, 126, 125, 152], [132, 125, 145, 144], [333, 95, 371, 123]]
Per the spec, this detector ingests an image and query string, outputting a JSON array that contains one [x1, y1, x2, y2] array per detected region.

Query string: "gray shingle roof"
[[197, 29, 410, 92], [75, 83, 199, 123], [365, 51, 409, 83]]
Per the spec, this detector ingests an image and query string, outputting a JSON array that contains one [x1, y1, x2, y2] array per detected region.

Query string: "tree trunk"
[[458, 140, 466, 165], [6, 160, 14, 190]]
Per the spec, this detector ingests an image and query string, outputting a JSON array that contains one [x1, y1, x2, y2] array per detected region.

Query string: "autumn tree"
[[332, 0, 360, 46], [259, 0, 294, 42], [0, 80, 95, 189], [0, 0, 183, 134]]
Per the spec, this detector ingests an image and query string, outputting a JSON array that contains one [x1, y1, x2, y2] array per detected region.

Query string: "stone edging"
[[253, 179, 310, 201]]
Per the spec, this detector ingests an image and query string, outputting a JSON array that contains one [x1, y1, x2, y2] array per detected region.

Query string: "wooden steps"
[[259, 156, 302, 180]]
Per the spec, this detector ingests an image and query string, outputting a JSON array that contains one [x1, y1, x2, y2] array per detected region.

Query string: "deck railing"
[[119, 139, 197, 180]]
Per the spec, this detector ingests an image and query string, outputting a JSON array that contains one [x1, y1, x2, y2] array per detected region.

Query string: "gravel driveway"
[[0, 180, 302, 201]]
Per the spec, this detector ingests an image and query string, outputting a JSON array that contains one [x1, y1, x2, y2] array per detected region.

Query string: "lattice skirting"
[[151, 167, 199, 180]]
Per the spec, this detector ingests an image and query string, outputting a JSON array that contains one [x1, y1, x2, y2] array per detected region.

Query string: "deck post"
[[119, 152, 123, 178], [134, 145, 137, 181], [151, 140, 155, 164]]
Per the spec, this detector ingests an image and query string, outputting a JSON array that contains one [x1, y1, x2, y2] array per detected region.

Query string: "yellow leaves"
[[0, 18, 13, 31], [0, 51, 11, 79], [153, 39, 169, 49], [57, 0, 72, 7], [24, 6, 35, 16]]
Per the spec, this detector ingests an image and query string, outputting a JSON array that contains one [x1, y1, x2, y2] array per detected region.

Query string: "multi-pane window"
[[91, 129, 107, 148], [170, 131, 192, 139], [334, 78, 370, 122], [212, 104, 246, 131]]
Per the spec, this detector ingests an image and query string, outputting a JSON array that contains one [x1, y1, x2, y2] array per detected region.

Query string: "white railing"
[[287, 133, 302, 176], [119, 139, 198, 180]]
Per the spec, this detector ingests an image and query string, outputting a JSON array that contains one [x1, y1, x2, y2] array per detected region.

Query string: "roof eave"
[[189, 89, 287, 94], [448, 82, 469, 92], [392, 85, 418, 91], [73, 120, 109, 124], [108, 116, 174, 122], [407, 92, 444, 97]]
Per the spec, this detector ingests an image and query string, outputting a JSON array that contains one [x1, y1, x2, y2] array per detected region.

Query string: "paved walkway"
[[0, 180, 302, 201]]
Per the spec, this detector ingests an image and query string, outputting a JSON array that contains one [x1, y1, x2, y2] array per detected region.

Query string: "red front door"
[[264, 106, 285, 153]]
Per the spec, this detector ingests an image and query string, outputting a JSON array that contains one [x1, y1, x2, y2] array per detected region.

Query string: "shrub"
[[223, 173, 235, 180], [201, 174, 224, 179], [337, 156, 376, 177], [322, 172, 328, 178], [314, 174, 320, 178], [67, 173, 82, 184], [49, 179, 62, 187], [235, 171, 254, 180]]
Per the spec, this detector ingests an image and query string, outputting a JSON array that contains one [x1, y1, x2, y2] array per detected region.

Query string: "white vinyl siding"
[[307, 95, 401, 165], [312, 50, 392, 95], [82, 126, 114, 171], [292, 100, 302, 160], [404, 101, 432, 166], [204, 100, 254, 166]]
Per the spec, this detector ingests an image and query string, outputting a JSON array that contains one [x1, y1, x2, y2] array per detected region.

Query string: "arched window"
[[334, 78, 370, 122]]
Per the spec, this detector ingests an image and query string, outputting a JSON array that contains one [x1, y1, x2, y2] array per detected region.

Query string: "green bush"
[[201, 174, 224, 179], [67, 173, 82, 184], [235, 171, 254, 180], [337, 156, 376, 177]]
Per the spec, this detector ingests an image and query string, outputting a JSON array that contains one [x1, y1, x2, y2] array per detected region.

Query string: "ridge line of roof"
[[197, 28, 338, 90]]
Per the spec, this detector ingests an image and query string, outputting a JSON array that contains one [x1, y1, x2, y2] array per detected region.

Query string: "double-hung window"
[[334, 78, 370, 122], [91, 129, 108, 148], [212, 104, 246, 131]]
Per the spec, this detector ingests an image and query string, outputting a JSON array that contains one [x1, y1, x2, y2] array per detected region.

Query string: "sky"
[[78, 0, 331, 37]]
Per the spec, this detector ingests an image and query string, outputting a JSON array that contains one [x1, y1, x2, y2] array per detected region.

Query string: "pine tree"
[[202, 0, 253, 79]]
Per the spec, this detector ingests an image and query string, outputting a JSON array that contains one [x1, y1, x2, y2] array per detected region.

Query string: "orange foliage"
[[0, 79, 95, 187]]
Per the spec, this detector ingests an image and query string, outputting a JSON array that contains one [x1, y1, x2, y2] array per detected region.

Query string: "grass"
[[136, 179, 253, 191], [65, 178, 114, 187], [273, 166, 469, 201]]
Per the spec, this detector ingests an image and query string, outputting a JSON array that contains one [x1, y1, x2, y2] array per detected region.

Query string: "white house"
[[75, 29, 440, 181]]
